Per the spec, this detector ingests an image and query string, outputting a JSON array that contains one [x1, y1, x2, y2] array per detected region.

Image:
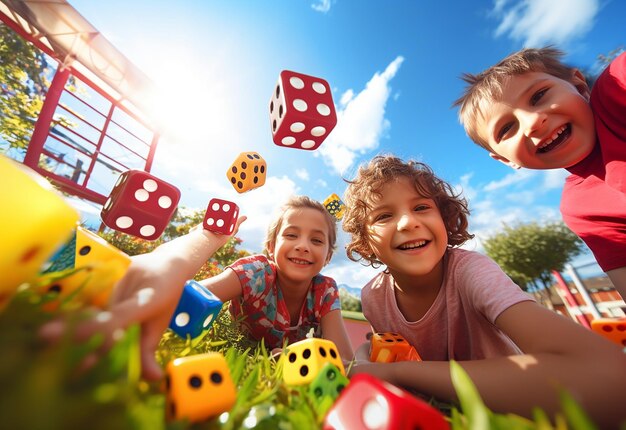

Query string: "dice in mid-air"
[[323, 193, 346, 220], [169, 280, 223, 339], [226, 152, 266, 193], [101, 170, 180, 240], [282, 338, 345, 386], [269, 70, 337, 151], [0, 155, 78, 308], [370, 332, 422, 363], [323, 373, 449, 430], [35, 226, 131, 310], [165, 352, 236, 422], [203, 198, 239, 235], [591, 318, 626, 347]]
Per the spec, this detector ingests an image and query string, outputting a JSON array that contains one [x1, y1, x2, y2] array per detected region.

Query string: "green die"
[[308, 362, 349, 407]]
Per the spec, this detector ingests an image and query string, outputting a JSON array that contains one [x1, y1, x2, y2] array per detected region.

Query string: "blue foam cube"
[[169, 280, 223, 338]]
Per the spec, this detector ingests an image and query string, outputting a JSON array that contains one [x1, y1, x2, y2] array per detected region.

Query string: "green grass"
[[0, 287, 606, 430]]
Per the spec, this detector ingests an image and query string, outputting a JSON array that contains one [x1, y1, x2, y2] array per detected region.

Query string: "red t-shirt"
[[561, 52, 626, 271]]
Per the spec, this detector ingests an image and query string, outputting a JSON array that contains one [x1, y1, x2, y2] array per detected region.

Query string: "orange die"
[[370, 332, 422, 363], [591, 318, 626, 347]]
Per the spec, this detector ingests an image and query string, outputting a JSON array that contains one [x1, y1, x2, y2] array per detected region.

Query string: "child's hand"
[[348, 360, 400, 386], [40, 216, 246, 381]]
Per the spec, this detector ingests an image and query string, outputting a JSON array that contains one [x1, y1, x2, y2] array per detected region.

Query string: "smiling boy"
[[454, 47, 626, 300]]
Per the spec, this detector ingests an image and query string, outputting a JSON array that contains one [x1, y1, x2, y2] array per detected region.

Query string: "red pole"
[[552, 270, 591, 329], [24, 66, 71, 168]]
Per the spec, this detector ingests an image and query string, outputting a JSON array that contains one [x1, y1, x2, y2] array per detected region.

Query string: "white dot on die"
[[206, 218, 215, 226], [116, 216, 133, 229], [175, 312, 190, 327], [282, 136, 296, 146], [289, 76, 304, 89], [317, 103, 331, 116], [212, 202, 220, 211], [140, 225, 156, 237], [290, 122, 305, 133], [222, 203, 231, 211], [362, 397, 389, 429], [301, 140, 316, 149], [311, 126, 327, 137], [159, 195, 172, 208], [143, 179, 158, 192], [312, 82, 327, 94], [135, 189, 149, 202], [217, 219, 225, 227], [293, 99, 307, 112], [203, 314, 214, 328]]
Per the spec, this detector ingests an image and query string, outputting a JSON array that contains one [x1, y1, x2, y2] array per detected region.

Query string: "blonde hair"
[[263, 195, 337, 259], [453, 46, 575, 150], [343, 155, 473, 267]]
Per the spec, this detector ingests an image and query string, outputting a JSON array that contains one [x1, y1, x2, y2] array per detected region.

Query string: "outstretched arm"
[[320, 309, 354, 362], [350, 301, 626, 428], [41, 216, 246, 381]]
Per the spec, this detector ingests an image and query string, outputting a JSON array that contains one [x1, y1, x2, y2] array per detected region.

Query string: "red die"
[[269, 70, 337, 151], [324, 374, 449, 430], [101, 170, 180, 240], [203, 198, 239, 235]]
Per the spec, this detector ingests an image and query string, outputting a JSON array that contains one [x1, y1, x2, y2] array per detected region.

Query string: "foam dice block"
[[282, 338, 345, 386], [0, 156, 79, 308], [165, 352, 236, 423], [591, 317, 626, 347], [309, 362, 349, 410], [203, 198, 239, 235], [227, 152, 266, 193], [269, 70, 337, 150], [370, 332, 422, 363], [323, 373, 449, 430], [101, 170, 180, 240], [323, 193, 346, 220], [34, 226, 131, 309], [169, 280, 223, 339]]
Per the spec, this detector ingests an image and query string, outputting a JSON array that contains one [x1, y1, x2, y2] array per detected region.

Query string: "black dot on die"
[[319, 347, 327, 357], [20, 246, 40, 263], [288, 352, 297, 363], [273, 119, 277, 132], [165, 374, 171, 391], [314, 387, 323, 398], [276, 85, 280, 98], [326, 368, 336, 380], [246, 154, 254, 160], [302, 348, 311, 359], [79, 246, 91, 256], [279, 105, 283, 118], [210, 371, 222, 384], [300, 365, 309, 377], [240, 172, 247, 180], [189, 375, 202, 388], [270, 101, 274, 113], [330, 349, 337, 359], [231, 177, 236, 184], [337, 384, 345, 394], [253, 176, 258, 184], [396, 338, 405, 343], [237, 181, 243, 189], [48, 284, 62, 294], [232, 166, 238, 174], [260, 165, 265, 173], [385, 339, 393, 343], [254, 166, 259, 173], [253, 154, 260, 159], [241, 161, 248, 169]]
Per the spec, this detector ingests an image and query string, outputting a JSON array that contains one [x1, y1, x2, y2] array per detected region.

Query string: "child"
[[42, 196, 353, 380], [453, 46, 626, 301], [343, 155, 626, 428]]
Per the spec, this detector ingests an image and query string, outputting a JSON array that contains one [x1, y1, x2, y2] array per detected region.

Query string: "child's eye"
[[530, 88, 548, 105], [284, 233, 297, 239], [372, 213, 391, 222], [414, 204, 429, 211], [312, 238, 324, 245], [497, 122, 514, 141]]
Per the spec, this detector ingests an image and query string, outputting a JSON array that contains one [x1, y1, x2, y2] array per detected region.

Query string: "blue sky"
[[65, 0, 624, 288]]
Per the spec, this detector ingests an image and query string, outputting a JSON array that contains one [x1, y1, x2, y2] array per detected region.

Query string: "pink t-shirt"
[[361, 248, 534, 360]]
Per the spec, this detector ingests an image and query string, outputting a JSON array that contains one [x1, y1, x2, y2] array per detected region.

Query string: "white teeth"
[[539, 124, 566, 149], [290, 258, 311, 265], [399, 240, 427, 250]]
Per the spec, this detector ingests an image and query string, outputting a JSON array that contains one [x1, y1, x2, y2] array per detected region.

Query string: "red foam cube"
[[203, 198, 239, 235]]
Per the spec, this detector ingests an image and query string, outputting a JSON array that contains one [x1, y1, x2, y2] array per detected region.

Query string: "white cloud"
[[316, 179, 328, 188], [311, 0, 332, 13], [319, 56, 404, 175], [491, 0, 599, 47], [483, 168, 536, 191], [295, 168, 310, 181]]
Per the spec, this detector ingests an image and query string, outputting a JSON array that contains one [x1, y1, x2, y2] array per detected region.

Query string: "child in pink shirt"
[[343, 155, 625, 428]]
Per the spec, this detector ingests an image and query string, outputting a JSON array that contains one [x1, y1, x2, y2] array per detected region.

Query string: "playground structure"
[[0, 0, 159, 205]]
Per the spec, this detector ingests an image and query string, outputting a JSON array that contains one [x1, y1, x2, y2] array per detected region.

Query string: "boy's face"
[[268, 208, 331, 286], [365, 177, 448, 282], [476, 70, 595, 170]]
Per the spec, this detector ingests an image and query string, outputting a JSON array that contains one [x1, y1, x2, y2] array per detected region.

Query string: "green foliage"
[[338, 289, 362, 312], [483, 221, 584, 291]]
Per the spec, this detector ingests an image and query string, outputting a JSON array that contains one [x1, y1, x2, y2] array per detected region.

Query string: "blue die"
[[169, 280, 223, 338]]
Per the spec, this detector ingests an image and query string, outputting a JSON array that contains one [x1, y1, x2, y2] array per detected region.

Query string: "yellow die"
[[226, 152, 267, 193], [323, 193, 346, 220], [0, 156, 78, 308], [34, 226, 131, 309], [165, 352, 236, 423], [283, 338, 345, 386]]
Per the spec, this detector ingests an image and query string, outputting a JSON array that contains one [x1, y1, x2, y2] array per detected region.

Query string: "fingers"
[[139, 321, 167, 381], [230, 215, 247, 237]]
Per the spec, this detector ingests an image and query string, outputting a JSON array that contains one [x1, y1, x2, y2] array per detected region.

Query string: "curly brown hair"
[[342, 155, 474, 267]]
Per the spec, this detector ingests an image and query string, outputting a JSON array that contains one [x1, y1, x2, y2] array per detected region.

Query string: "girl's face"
[[365, 177, 448, 282], [268, 207, 332, 286]]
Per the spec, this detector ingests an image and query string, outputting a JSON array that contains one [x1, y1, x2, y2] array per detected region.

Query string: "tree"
[[483, 221, 584, 306], [339, 289, 362, 312]]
